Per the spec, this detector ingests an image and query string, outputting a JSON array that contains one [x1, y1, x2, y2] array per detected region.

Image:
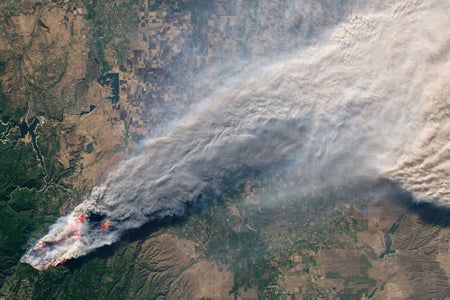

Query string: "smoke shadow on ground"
[[65, 177, 450, 271], [378, 179, 450, 228], [64, 215, 188, 271], [401, 200, 450, 228], [63, 195, 219, 271]]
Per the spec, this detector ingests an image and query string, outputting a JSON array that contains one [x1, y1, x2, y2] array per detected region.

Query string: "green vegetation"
[[326, 271, 340, 279], [8, 188, 38, 212], [0, 124, 71, 287], [0, 5, 140, 282], [0, 137, 43, 200], [0, 202, 33, 282], [0, 1, 388, 298], [337, 288, 370, 300], [332, 210, 369, 241], [0, 0, 24, 19], [368, 287, 378, 298], [0, 142, 381, 297], [359, 255, 371, 273], [97, 73, 120, 103], [0, 60, 7, 74], [83, 0, 139, 79], [230, 257, 281, 297]]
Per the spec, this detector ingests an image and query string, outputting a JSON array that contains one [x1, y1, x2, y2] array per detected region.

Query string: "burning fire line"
[[27, 213, 111, 269]]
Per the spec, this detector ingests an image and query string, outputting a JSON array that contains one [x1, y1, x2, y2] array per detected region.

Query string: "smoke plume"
[[22, 0, 449, 269]]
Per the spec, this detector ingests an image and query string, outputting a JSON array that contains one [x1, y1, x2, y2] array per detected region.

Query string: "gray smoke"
[[22, 0, 449, 269]]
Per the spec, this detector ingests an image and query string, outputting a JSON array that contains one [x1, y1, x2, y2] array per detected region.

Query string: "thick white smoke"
[[22, 0, 449, 269]]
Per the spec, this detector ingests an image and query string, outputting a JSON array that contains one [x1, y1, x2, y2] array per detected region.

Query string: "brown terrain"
[[0, 1, 449, 299]]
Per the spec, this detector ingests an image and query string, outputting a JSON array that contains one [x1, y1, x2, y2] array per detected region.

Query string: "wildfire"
[[22, 212, 111, 270], [78, 214, 88, 223], [50, 257, 68, 267], [100, 219, 110, 229]]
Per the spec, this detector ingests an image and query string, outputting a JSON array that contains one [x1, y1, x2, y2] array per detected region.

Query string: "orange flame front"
[[100, 219, 110, 229]]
